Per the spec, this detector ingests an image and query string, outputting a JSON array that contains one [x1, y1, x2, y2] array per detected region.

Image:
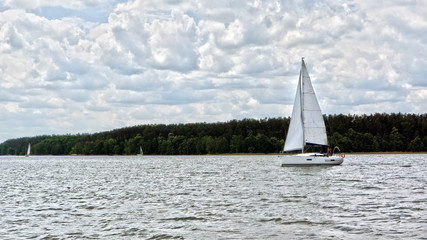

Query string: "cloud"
[[2, 0, 120, 10], [147, 11, 200, 71], [0, 0, 426, 143]]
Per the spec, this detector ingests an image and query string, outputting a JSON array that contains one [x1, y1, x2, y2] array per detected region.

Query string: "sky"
[[0, 0, 426, 143]]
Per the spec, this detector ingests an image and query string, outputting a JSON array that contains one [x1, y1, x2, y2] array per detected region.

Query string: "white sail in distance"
[[26, 143, 31, 157]]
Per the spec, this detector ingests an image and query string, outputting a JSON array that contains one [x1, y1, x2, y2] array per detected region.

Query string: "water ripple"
[[0, 154, 426, 239]]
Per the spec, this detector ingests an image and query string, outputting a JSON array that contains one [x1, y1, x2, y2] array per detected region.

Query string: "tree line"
[[1, 113, 426, 155]]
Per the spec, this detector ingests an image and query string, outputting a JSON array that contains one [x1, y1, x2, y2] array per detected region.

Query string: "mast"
[[300, 57, 305, 153]]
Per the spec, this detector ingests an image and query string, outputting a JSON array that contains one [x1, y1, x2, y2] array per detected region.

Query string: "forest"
[[0, 113, 426, 155]]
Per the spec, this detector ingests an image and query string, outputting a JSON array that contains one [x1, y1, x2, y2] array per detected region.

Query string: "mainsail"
[[284, 58, 328, 152]]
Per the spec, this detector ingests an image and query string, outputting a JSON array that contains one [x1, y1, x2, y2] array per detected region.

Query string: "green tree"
[[255, 133, 272, 153], [103, 138, 117, 155], [196, 136, 208, 154], [205, 136, 216, 154], [389, 127, 404, 151], [230, 135, 244, 153], [179, 138, 197, 155], [244, 131, 256, 153], [215, 137, 229, 154], [372, 136, 381, 152], [82, 141, 95, 155], [408, 136, 423, 152], [2, 113, 426, 155]]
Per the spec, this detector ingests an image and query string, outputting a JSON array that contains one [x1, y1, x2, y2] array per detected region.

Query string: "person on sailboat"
[[327, 147, 332, 157]]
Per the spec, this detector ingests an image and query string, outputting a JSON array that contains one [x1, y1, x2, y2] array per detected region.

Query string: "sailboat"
[[281, 58, 344, 166], [25, 143, 31, 157], [137, 146, 143, 156]]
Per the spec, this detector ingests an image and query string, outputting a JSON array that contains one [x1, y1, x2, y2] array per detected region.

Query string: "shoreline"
[[2, 151, 427, 157]]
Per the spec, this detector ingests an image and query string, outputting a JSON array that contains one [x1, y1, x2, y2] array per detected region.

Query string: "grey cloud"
[[0, 89, 22, 102], [105, 8, 200, 73], [61, 89, 92, 102], [85, 104, 111, 112], [1, 0, 427, 143], [2, 24, 25, 50], [19, 99, 64, 109], [160, 88, 215, 105], [2, 0, 120, 10], [101, 47, 144, 75], [147, 11, 200, 72], [113, 70, 162, 91]]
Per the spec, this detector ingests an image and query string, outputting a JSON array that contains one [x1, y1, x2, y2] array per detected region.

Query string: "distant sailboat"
[[281, 58, 345, 166], [25, 143, 31, 157], [137, 146, 143, 156]]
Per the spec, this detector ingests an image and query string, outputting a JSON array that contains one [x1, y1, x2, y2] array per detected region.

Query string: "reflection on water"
[[0, 154, 426, 239]]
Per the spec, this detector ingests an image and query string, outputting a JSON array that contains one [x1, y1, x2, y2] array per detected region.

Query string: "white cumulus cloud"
[[0, 0, 426, 142]]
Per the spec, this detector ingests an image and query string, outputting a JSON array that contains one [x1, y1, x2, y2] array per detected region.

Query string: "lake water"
[[0, 154, 425, 239]]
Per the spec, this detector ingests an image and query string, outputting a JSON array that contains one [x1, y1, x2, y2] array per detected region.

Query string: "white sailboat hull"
[[281, 153, 344, 166]]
